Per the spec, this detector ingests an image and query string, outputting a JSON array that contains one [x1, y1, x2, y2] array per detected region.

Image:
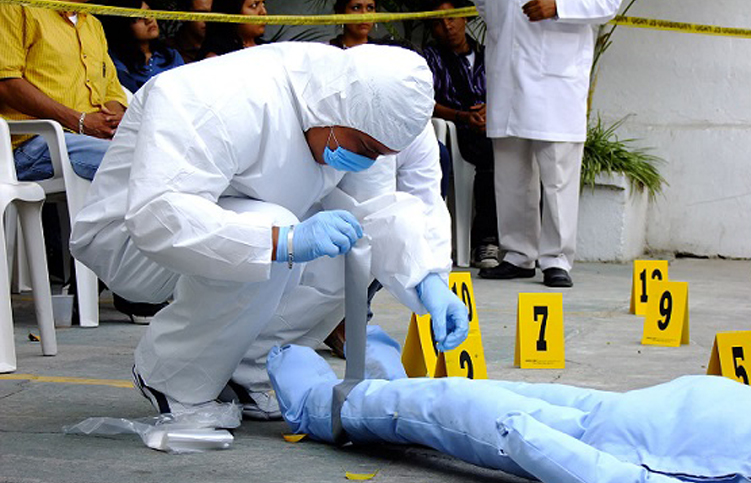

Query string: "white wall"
[[591, 0, 751, 258]]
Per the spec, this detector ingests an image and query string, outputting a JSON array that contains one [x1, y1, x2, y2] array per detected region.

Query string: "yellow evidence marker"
[[707, 331, 751, 385], [641, 281, 689, 347], [514, 293, 565, 369], [402, 272, 487, 379], [630, 260, 669, 315]]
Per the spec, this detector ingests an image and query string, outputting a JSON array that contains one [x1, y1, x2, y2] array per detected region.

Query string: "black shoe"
[[113, 293, 168, 325], [543, 268, 573, 288], [479, 261, 535, 280]]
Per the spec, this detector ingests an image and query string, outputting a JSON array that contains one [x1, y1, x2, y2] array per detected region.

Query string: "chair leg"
[[0, 215, 17, 372], [17, 201, 57, 356], [56, 201, 72, 284], [453, 178, 473, 268], [12, 223, 33, 292], [74, 260, 99, 328], [3, 204, 16, 276]]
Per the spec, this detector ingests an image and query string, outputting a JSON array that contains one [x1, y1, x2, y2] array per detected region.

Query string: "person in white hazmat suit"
[[226, 122, 450, 407], [70, 42, 469, 418], [267, 334, 751, 483], [475, 0, 623, 287]]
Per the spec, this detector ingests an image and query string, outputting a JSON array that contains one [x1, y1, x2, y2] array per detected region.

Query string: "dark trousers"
[[456, 127, 498, 248]]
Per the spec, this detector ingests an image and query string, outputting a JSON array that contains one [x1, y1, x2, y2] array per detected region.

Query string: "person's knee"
[[13, 136, 53, 181], [64, 134, 111, 181]]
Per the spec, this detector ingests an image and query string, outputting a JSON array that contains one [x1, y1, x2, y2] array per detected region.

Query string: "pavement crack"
[[0, 381, 30, 400]]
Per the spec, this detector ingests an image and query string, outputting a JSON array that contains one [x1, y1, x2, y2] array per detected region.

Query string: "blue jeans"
[[13, 133, 110, 181]]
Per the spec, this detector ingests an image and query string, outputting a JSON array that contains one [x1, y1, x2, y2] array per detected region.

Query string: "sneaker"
[[542, 268, 573, 288], [478, 261, 536, 280], [129, 315, 153, 325], [472, 244, 500, 269], [113, 294, 168, 325], [219, 380, 282, 421], [131, 366, 241, 428]]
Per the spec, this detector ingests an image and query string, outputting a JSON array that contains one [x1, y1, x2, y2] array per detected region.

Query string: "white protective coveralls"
[[475, 0, 622, 272], [70, 42, 446, 405], [268, 338, 751, 483], [230, 124, 449, 393]]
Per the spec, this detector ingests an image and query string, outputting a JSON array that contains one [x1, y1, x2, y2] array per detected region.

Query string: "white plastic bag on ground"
[[63, 402, 241, 454]]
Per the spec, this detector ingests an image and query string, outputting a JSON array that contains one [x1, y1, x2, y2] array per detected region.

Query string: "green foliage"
[[583, 116, 667, 199]]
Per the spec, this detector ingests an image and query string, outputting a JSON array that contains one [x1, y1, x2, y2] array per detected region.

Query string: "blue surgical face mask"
[[322, 127, 377, 172]]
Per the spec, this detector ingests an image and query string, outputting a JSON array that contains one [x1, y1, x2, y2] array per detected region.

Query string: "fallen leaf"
[[345, 471, 378, 480], [282, 433, 307, 443]]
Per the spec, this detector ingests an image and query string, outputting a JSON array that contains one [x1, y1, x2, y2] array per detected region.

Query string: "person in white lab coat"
[[475, 0, 622, 287], [70, 42, 469, 418]]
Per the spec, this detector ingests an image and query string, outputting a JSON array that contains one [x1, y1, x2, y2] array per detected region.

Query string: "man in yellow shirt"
[[0, 4, 165, 324], [0, 2, 128, 181]]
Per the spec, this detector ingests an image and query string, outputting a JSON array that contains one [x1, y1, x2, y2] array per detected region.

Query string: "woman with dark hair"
[[99, 0, 184, 93], [330, 0, 376, 49], [167, 0, 213, 64], [198, 0, 266, 59]]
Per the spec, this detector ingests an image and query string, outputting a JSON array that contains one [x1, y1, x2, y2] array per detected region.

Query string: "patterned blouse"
[[423, 35, 486, 112]]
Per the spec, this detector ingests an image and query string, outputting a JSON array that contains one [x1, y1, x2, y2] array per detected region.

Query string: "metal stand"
[[331, 247, 369, 445]]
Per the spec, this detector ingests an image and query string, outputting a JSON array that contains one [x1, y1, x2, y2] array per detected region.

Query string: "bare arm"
[[0, 77, 80, 131], [271, 226, 279, 261], [434, 102, 470, 125], [104, 100, 126, 118], [0, 77, 123, 139], [433, 102, 486, 133]]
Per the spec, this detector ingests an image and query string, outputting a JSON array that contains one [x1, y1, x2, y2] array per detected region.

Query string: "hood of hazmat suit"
[[70, 42, 435, 291], [288, 43, 435, 151]]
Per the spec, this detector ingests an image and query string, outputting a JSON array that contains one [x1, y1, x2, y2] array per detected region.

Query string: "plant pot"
[[576, 173, 648, 262]]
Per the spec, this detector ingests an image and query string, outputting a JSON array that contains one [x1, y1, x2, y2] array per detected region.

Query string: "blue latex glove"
[[276, 210, 363, 264], [416, 273, 469, 351]]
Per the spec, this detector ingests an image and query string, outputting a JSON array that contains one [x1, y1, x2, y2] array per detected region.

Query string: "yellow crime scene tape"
[[0, 373, 133, 388], [0, 0, 751, 39], [0, 0, 750, 40], [0, 0, 477, 24], [609, 15, 751, 40]]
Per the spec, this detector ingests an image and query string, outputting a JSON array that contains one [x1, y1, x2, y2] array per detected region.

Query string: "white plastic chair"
[[431, 118, 475, 268], [0, 119, 57, 373], [6, 120, 100, 328]]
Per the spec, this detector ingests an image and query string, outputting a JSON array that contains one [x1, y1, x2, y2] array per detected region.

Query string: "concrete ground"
[[1, 258, 749, 483]]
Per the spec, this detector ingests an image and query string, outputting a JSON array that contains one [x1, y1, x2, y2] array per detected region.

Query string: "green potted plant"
[[577, 114, 666, 261], [582, 115, 666, 199]]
